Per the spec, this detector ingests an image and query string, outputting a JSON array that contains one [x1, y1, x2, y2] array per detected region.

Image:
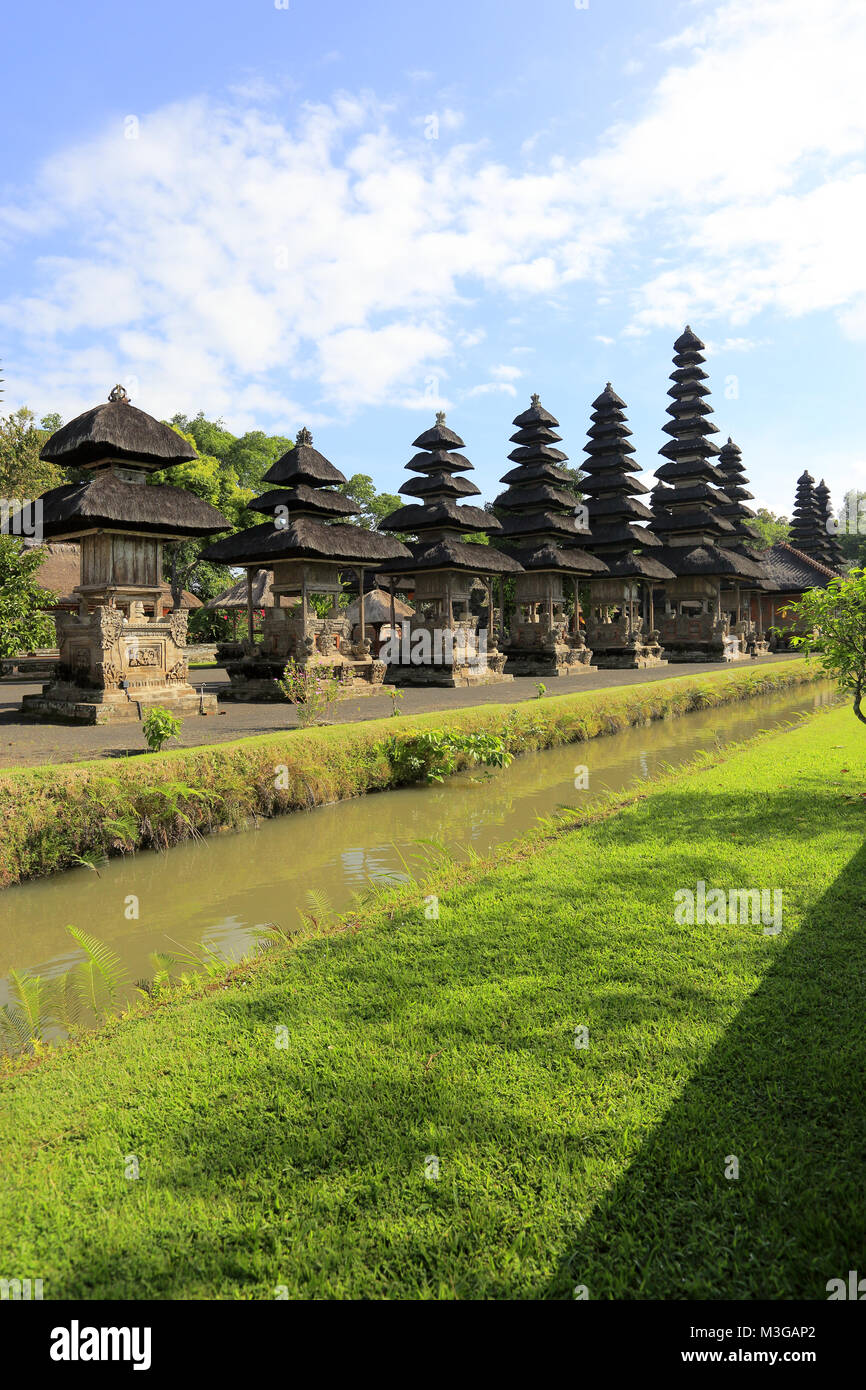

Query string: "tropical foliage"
[[0, 537, 57, 658]]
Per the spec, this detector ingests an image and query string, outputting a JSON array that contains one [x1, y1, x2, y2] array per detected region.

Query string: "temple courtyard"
[[0, 652, 795, 769]]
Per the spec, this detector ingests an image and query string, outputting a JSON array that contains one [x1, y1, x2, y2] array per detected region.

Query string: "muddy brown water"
[[0, 681, 839, 1010]]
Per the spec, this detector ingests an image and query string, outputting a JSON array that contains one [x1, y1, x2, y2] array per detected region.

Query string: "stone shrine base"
[[591, 648, 668, 670], [218, 655, 390, 703], [387, 662, 513, 689], [21, 681, 218, 725], [499, 648, 595, 678]]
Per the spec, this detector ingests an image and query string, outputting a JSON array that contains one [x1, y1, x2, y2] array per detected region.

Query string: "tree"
[[788, 568, 866, 724], [0, 538, 57, 658], [150, 426, 255, 607], [0, 408, 64, 499], [748, 507, 790, 550], [337, 473, 402, 530], [834, 491, 866, 567]]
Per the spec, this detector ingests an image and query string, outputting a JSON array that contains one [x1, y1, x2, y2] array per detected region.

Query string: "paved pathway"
[[0, 654, 796, 771]]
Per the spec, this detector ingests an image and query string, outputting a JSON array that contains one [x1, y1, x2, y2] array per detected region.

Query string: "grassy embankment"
[[0, 701, 863, 1299], [0, 659, 823, 887]]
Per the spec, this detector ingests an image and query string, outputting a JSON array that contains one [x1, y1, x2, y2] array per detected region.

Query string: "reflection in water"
[[0, 681, 838, 1007]]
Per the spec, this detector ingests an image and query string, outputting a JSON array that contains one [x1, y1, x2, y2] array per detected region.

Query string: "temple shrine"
[[647, 328, 771, 662], [201, 427, 411, 699], [491, 394, 607, 675], [379, 413, 523, 685], [20, 386, 229, 724], [578, 384, 675, 667]]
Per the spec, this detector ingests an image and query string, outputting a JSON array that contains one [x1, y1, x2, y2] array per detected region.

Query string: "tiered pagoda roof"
[[578, 384, 673, 582], [813, 478, 845, 571], [716, 438, 760, 544], [491, 394, 607, 575], [787, 471, 826, 560], [379, 413, 522, 576], [202, 427, 411, 567], [649, 329, 763, 582], [712, 437, 773, 588], [33, 385, 229, 539]]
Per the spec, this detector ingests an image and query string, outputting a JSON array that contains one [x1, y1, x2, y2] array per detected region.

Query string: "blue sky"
[[2, 0, 865, 515]]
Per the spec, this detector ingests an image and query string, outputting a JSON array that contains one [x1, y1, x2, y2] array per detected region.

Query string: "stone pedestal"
[[586, 617, 667, 669], [22, 606, 217, 724], [501, 619, 592, 677]]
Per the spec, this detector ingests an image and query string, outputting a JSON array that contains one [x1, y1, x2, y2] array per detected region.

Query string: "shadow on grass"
[[540, 838, 866, 1301]]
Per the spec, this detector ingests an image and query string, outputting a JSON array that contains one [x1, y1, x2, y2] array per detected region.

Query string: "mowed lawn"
[[1, 705, 864, 1300]]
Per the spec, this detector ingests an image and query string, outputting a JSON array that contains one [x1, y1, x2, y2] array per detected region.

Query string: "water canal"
[[0, 679, 838, 1014]]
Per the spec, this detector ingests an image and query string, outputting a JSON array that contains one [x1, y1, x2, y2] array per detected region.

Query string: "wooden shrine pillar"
[[301, 573, 308, 639], [358, 568, 366, 644], [573, 578, 580, 636], [487, 577, 494, 642], [547, 587, 554, 631], [246, 569, 255, 645], [498, 576, 505, 642], [389, 577, 397, 647]]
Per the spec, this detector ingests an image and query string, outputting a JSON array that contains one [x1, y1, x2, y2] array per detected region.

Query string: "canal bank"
[[0, 659, 826, 887], [0, 674, 838, 1011]]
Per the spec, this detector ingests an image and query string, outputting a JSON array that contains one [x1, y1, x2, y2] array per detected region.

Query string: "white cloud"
[[489, 364, 522, 381], [2, 0, 866, 425], [463, 382, 518, 398]]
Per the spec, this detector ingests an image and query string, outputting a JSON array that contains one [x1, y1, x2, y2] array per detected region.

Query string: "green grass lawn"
[[1, 702, 864, 1300]]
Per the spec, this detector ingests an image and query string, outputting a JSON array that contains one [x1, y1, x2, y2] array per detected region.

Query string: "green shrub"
[[142, 707, 182, 753]]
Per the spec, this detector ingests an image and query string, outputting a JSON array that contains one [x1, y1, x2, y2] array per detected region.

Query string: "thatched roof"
[[29, 474, 230, 538], [381, 539, 524, 577], [262, 428, 347, 488], [40, 388, 197, 471], [512, 543, 609, 575], [405, 448, 474, 475], [498, 511, 589, 540], [345, 588, 415, 625], [412, 415, 465, 451], [499, 461, 573, 487], [398, 473, 481, 499], [250, 485, 357, 518], [493, 484, 581, 513], [602, 553, 677, 582], [512, 394, 560, 429], [201, 517, 411, 567], [656, 544, 771, 583], [380, 499, 498, 535]]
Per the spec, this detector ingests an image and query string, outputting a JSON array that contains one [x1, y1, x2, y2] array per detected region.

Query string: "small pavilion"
[[378, 412, 523, 685], [201, 427, 412, 699], [18, 386, 229, 723], [578, 384, 674, 667], [493, 394, 608, 675]]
